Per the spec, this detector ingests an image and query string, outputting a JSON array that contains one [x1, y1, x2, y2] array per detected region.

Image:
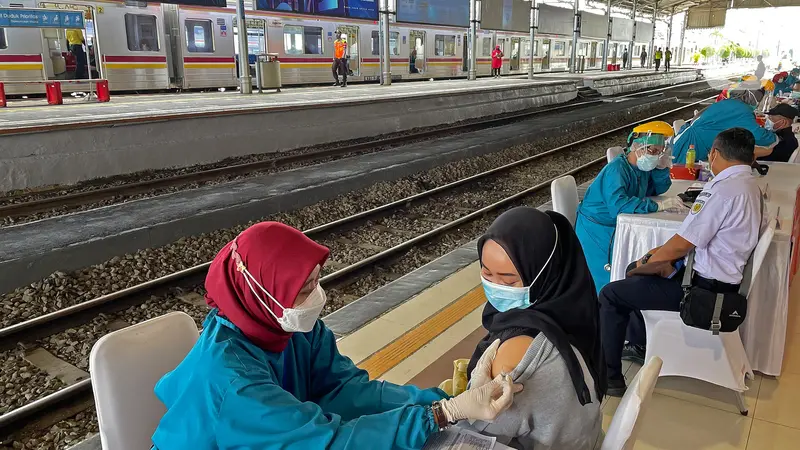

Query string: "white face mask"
[[709, 151, 718, 177], [233, 242, 326, 333]]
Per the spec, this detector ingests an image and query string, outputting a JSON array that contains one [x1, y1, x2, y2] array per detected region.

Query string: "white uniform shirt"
[[678, 165, 764, 284]]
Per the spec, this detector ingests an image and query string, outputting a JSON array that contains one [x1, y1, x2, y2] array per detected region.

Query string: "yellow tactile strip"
[[358, 286, 486, 380]]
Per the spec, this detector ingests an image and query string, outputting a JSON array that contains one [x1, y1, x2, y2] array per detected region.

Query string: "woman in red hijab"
[[152, 222, 521, 449], [491, 45, 504, 78]]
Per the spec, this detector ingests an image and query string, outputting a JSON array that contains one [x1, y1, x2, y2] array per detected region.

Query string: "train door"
[[163, 4, 183, 87], [338, 25, 360, 76], [541, 39, 551, 70], [462, 33, 468, 72], [410, 30, 425, 74], [510, 37, 520, 71], [39, 4, 99, 82], [590, 41, 597, 68]]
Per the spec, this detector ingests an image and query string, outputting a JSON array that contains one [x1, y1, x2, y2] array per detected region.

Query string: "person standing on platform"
[[67, 28, 87, 79], [492, 45, 504, 78], [622, 48, 628, 70], [640, 49, 647, 68], [654, 47, 662, 71], [664, 48, 672, 71], [575, 121, 680, 294], [599, 128, 764, 396], [332, 34, 347, 87], [755, 55, 766, 80], [672, 85, 778, 163], [759, 103, 799, 162]]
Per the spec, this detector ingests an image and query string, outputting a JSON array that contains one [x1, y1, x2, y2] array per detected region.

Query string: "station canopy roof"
[[594, 0, 800, 28]]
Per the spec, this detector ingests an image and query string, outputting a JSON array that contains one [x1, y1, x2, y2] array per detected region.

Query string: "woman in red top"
[[491, 46, 503, 78]]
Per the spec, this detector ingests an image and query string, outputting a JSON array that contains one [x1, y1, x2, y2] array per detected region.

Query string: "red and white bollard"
[[96, 80, 111, 103], [0, 83, 6, 108], [45, 81, 63, 105]]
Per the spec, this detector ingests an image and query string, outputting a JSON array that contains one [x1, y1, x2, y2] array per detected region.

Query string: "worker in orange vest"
[[333, 34, 348, 87]]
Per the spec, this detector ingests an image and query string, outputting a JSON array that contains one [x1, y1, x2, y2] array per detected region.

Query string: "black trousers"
[[654, 59, 661, 71], [332, 58, 347, 83], [72, 44, 87, 79], [665, 60, 671, 71], [600, 271, 740, 379], [491, 67, 501, 76]]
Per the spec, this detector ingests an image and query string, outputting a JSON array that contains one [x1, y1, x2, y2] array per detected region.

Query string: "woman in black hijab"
[[464, 207, 606, 450]]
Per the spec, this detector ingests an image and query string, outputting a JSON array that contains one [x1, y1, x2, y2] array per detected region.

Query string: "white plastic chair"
[[788, 147, 799, 163], [90, 312, 199, 450], [640, 218, 776, 415], [550, 175, 579, 227], [607, 146, 625, 163], [600, 356, 663, 450], [672, 119, 686, 134]]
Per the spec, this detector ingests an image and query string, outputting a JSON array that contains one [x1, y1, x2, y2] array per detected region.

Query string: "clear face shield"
[[630, 133, 668, 158]]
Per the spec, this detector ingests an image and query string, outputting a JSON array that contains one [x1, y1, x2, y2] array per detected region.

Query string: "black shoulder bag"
[[679, 251, 747, 335]]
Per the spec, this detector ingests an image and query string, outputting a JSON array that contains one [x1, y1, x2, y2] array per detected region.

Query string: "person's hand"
[[440, 374, 523, 423], [656, 197, 689, 213], [469, 339, 500, 389]]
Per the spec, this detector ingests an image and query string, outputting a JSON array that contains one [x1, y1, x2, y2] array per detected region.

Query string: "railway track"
[[0, 77, 727, 226], [0, 97, 713, 440]]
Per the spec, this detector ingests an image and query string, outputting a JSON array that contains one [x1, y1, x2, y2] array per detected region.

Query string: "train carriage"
[[0, 0, 656, 95]]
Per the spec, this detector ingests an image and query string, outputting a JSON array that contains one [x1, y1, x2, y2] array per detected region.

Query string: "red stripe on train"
[[427, 58, 462, 62], [103, 55, 168, 63], [362, 58, 410, 62], [0, 55, 43, 63], [280, 57, 334, 63], [183, 57, 235, 63]]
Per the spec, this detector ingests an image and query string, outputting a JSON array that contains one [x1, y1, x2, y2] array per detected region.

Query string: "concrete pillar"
[[569, 0, 580, 73], [678, 12, 687, 65], [469, 0, 478, 80], [528, 0, 537, 79], [649, 1, 657, 68], [602, 0, 611, 70], [236, 0, 251, 94], [627, 0, 637, 70]]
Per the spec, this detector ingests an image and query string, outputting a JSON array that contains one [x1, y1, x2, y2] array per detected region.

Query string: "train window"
[[434, 35, 455, 56], [284, 25, 303, 55], [186, 20, 214, 53], [482, 37, 492, 56], [579, 42, 588, 56], [370, 31, 400, 56], [554, 41, 565, 56], [597, 42, 604, 57], [303, 26, 323, 54], [125, 14, 159, 52], [0, 28, 6, 50]]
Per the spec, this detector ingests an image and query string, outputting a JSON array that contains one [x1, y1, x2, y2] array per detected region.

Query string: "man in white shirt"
[[599, 127, 764, 397]]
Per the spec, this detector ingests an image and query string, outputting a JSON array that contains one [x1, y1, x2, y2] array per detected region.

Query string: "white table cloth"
[[610, 162, 800, 376]]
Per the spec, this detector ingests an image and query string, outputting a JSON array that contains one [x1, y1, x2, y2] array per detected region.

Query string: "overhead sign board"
[[256, 0, 378, 20], [396, 0, 469, 28], [0, 8, 84, 28], [481, 0, 529, 33]]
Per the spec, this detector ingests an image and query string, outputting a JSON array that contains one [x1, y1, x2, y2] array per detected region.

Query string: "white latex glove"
[[656, 153, 673, 170], [469, 339, 500, 389], [656, 197, 689, 213], [440, 374, 523, 423]]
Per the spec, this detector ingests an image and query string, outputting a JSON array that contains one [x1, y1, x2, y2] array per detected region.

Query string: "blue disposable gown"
[[574, 154, 671, 292], [672, 99, 777, 164], [775, 75, 796, 94], [152, 310, 447, 450]]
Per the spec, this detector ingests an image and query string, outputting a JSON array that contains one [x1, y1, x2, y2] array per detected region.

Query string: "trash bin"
[[256, 53, 281, 92]]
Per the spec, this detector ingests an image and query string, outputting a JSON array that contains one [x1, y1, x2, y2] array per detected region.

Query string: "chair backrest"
[[601, 356, 663, 450], [551, 175, 579, 227], [672, 119, 686, 134], [740, 218, 777, 297], [90, 312, 199, 450], [607, 146, 625, 163], [789, 147, 800, 164]]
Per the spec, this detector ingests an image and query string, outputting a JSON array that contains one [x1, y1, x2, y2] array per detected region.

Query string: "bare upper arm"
[[491, 335, 534, 379]]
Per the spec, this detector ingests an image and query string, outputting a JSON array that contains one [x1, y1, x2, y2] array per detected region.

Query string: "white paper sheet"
[[423, 428, 496, 450]]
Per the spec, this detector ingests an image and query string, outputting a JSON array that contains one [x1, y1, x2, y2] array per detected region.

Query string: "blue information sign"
[[0, 8, 84, 28]]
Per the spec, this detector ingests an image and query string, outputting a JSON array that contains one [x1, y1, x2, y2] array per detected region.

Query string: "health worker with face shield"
[[575, 121, 683, 294], [672, 84, 778, 163], [151, 222, 522, 450]]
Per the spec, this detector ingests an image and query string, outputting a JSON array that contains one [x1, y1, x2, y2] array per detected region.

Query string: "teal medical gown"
[[775, 75, 796, 94], [152, 310, 447, 450], [575, 154, 671, 292], [672, 99, 777, 164]]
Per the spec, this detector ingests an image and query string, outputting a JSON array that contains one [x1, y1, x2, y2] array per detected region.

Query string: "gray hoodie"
[[466, 334, 602, 450]]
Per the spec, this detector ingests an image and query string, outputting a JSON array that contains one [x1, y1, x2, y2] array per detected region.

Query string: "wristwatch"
[[641, 253, 653, 265], [431, 401, 455, 431]]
